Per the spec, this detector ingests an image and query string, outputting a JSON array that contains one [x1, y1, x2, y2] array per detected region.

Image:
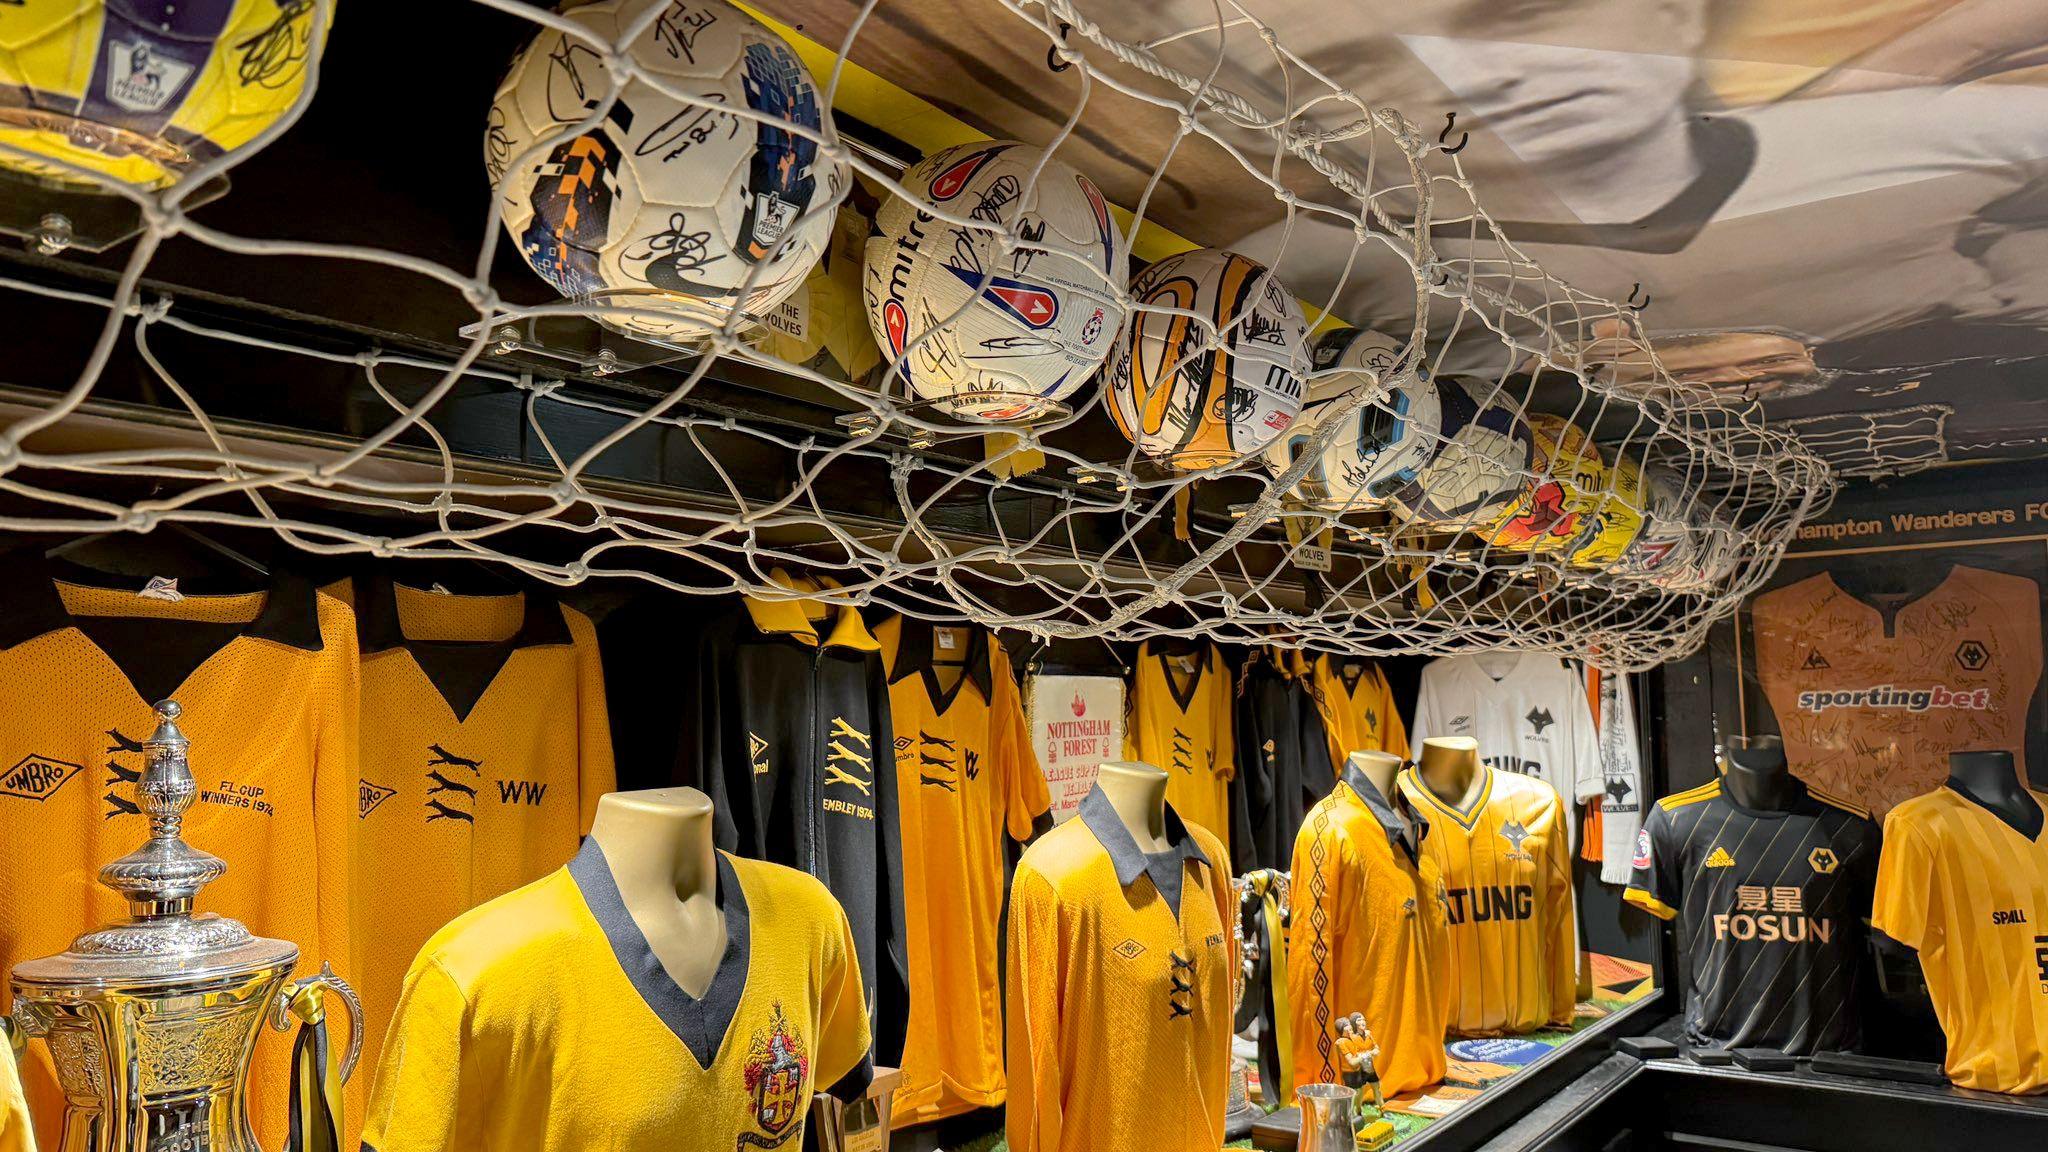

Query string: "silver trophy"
[[4, 699, 362, 1152]]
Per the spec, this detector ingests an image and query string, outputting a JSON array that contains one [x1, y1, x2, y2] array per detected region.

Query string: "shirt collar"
[[0, 553, 323, 652], [1342, 757, 1427, 865], [741, 569, 879, 653], [885, 617, 993, 699], [354, 573, 572, 655], [1076, 783, 1211, 919]]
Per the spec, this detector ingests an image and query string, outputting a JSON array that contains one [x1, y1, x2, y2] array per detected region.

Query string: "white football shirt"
[[1410, 653, 1604, 812]]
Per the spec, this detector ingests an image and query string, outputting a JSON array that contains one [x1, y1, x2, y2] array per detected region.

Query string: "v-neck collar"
[[1076, 784, 1211, 919], [1342, 759, 1427, 865], [1150, 642, 1210, 714], [885, 617, 992, 715], [1944, 783, 2048, 843], [569, 839, 752, 1069], [1822, 566, 1964, 640], [0, 556, 323, 703], [355, 574, 572, 722], [1401, 764, 1495, 833]]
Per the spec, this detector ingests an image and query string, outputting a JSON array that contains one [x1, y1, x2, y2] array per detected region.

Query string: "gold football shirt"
[[874, 618, 1049, 1123], [1007, 787, 1234, 1152], [0, 568, 357, 1150], [352, 577, 615, 1088], [1289, 762, 1451, 1095], [1752, 566, 2042, 817], [1306, 653, 1410, 766], [1873, 786, 2048, 1095], [1126, 642, 1235, 851], [361, 844, 872, 1151], [1399, 766, 1577, 1035]]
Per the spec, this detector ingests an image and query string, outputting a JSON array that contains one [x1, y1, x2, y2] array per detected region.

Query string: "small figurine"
[[1337, 1012, 1384, 1111]]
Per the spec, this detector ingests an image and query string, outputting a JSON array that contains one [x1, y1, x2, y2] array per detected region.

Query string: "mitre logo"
[[1, 754, 84, 802]]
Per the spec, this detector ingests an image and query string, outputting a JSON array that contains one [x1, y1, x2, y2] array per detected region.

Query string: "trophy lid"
[[11, 699, 296, 989]]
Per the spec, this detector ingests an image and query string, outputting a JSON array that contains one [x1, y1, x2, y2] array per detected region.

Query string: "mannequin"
[[1413, 737, 1481, 807], [1946, 749, 2043, 836], [1346, 749, 1402, 801], [1721, 734, 1801, 812], [587, 787, 726, 998], [1096, 759, 1171, 852]]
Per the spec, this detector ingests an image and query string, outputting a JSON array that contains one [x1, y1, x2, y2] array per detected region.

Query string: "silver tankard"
[[1296, 1082, 1360, 1152], [5, 699, 362, 1152]]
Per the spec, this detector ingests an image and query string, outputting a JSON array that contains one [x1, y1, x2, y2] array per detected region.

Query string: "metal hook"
[[1438, 112, 1468, 155], [1048, 22, 1073, 72], [1625, 282, 1651, 312]]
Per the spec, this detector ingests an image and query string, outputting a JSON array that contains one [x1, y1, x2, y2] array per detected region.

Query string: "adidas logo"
[[1703, 846, 1737, 869]]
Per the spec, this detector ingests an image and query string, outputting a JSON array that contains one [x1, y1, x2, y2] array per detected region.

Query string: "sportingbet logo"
[[1796, 684, 1991, 713]]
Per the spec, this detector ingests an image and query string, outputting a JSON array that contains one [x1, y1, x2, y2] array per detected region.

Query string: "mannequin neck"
[[587, 787, 725, 996], [1097, 760, 1170, 852], [1723, 739, 1799, 812], [1346, 750, 1402, 800], [1416, 738, 1481, 806], [1947, 750, 2042, 835]]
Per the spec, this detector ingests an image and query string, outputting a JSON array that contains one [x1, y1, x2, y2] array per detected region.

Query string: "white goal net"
[[0, 0, 1835, 672]]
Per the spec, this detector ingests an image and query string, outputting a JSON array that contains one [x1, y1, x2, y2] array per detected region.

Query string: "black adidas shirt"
[[1625, 778, 1880, 1054]]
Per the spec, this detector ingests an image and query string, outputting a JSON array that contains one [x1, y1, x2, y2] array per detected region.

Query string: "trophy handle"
[[270, 963, 366, 1084], [3, 1001, 48, 1057]]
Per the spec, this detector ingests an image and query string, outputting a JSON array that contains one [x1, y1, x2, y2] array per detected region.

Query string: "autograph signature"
[[233, 0, 316, 89], [624, 213, 728, 292]]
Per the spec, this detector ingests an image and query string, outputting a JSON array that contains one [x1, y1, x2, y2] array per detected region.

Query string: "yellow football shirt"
[[0, 1038, 29, 1152], [1399, 766, 1576, 1036], [1306, 653, 1410, 766], [352, 577, 615, 1085], [0, 568, 357, 1150], [1289, 763, 1452, 1096], [1872, 786, 2048, 1095], [361, 843, 871, 1151], [1007, 787, 1234, 1152], [1126, 642, 1235, 851], [874, 618, 1050, 1123]]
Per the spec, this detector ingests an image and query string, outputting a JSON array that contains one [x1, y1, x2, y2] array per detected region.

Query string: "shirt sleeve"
[[1623, 803, 1680, 921], [1286, 815, 1350, 1085], [314, 609, 365, 1139], [1005, 865, 1064, 1152], [1378, 666, 1410, 760], [1211, 650, 1237, 782], [571, 611, 617, 834], [994, 652, 1052, 841], [871, 664, 909, 1068], [1544, 793, 1578, 1026], [1565, 664, 1604, 803], [815, 895, 876, 1102], [1872, 811, 1939, 952], [360, 957, 481, 1152], [1409, 666, 1437, 748]]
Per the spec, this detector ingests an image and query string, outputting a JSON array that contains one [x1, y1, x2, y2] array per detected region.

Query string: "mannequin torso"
[[1414, 737, 1481, 807], [587, 787, 725, 998], [1722, 734, 1802, 812], [1346, 750, 1402, 800], [1096, 760, 1170, 852], [1946, 750, 2044, 837]]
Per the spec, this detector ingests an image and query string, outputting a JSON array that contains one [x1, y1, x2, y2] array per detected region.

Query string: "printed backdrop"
[[772, 0, 2048, 464]]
